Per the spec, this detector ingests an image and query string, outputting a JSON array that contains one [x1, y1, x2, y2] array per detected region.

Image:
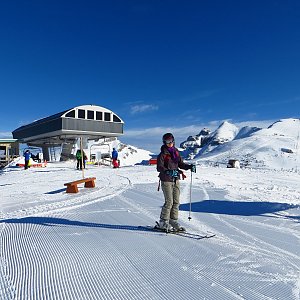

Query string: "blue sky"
[[0, 0, 299, 152]]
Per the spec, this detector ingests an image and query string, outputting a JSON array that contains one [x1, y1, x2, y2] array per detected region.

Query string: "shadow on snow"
[[45, 188, 67, 194], [0, 216, 159, 233], [180, 200, 299, 220], [1, 201, 298, 230]]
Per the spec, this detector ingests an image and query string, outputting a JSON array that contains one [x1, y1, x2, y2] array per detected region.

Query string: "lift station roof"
[[12, 105, 124, 145]]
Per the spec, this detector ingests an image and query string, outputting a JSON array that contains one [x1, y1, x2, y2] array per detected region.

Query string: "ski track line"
[[216, 210, 300, 263], [180, 183, 222, 235], [179, 184, 300, 299], [229, 218, 299, 251], [126, 182, 219, 236], [116, 192, 158, 223], [183, 183, 300, 265], [118, 182, 214, 235], [214, 214, 300, 271], [222, 212, 300, 237], [42, 175, 132, 217], [1, 175, 131, 221], [0, 184, 107, 221], [197, 183, 300, 252], [211, 218, 300, 297]]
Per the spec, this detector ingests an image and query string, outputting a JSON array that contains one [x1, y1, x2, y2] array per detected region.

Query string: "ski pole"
[[188, 169, 193, 220]]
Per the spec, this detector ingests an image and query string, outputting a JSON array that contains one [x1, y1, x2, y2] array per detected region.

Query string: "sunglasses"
[[164, 139, 174, 144]]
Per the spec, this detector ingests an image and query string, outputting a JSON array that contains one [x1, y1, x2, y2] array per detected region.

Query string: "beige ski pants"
[[160, 180, 180, 221]]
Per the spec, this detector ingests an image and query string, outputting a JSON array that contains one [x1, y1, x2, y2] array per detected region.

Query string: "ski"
[[138, 225, 216, 240], [153, 226, 216, 240], [172, 231, 216, 239]]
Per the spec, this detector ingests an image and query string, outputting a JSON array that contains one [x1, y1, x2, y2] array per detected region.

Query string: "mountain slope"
[[181, 118, 300, 170]]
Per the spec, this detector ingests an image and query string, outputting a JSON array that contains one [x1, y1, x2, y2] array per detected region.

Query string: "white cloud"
[[124, 125, 203, 138], [121, 123, 220, 153], [121, 119, 277, 153], [0, 132, 13, 138], [130, 104, 159, 114]]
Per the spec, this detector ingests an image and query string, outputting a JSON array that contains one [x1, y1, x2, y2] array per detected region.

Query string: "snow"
[[182, 118, 300, 171], [211, 121, 239, 143], [117, 144, 152, 166], [1, 157, 299, 299]]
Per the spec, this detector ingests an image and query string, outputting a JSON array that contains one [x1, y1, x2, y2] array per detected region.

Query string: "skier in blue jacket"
[[111, 148, 119, 168], [23, 150, 31, 170]]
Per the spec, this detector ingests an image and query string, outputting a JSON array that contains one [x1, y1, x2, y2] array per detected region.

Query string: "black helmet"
[[162, 133, 175, 144]]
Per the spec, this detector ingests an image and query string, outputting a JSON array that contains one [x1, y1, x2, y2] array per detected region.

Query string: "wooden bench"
[[64, 177, 96, 193]]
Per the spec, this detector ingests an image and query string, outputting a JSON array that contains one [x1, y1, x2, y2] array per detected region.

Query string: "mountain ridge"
[[179, 118, 300, 170]]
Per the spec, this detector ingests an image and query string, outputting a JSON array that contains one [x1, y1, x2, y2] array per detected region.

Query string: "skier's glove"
[[166, 169, 179, 178], [190, 164, 196, 173]]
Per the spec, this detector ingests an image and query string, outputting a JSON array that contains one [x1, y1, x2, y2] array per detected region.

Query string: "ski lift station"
[[12, 105, 124, 161]]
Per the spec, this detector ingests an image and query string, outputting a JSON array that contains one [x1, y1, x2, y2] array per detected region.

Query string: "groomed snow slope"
[[0, 162, 299, 300]]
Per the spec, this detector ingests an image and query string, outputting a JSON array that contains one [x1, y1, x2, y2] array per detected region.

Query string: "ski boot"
[[169, 219, 186, 232], [155, 219, 172, 232]]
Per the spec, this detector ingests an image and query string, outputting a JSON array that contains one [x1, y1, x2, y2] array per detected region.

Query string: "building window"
[[113, 114, 121, 122], [104, 112, 111, 121], [0, 146, 6, 156], [87, 110, 94, 120], [65, 110, 75, 118], [96, 111, 103, 120], [78, 109, 85, 119]]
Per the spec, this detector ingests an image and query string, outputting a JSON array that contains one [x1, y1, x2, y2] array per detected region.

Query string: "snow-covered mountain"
[[180, 121, 252, 159], [180, 118, 300, 170], [117, 143, 153, 166]]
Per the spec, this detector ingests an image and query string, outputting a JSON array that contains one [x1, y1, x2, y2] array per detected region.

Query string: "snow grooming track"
[[0, 174, 134, 300], [0, 234, 14, 300], [109, 186, 264, 299], [99, 231, 244, 300], [82, 200, 235, 298], [2, 215, 94, 299]]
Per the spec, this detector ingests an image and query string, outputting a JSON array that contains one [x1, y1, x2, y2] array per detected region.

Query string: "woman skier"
[[156, 133, 196, 232]]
